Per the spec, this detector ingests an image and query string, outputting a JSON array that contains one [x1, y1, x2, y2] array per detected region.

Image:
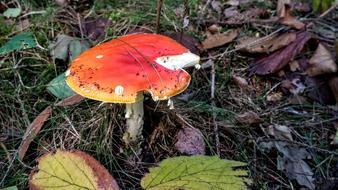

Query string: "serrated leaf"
[[0, 186, 18, 190], [0, 32, 37, 55], [141, 156, 251, 190], [29, 149, 120, 190], [47, 73, 76, 99], [3, 8, 21, 18]]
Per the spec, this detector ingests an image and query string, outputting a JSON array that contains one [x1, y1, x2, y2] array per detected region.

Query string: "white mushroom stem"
[[124, 100, 144, 144]]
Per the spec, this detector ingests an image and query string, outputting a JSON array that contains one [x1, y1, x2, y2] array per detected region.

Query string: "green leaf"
[[0, 186, 18, 190], [47, 73, 76, 99], [69, 39, 91, 61], [49, 34, 90, 61], [3, 8, 21, 18], [0, 32, 37, 54], [141, 156, 251, 190]]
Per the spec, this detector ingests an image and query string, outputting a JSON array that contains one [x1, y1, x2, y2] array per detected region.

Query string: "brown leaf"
[[175, 127, 205, 155], [19, 106, 52, 160], [236, 111, 262, 124], [236, 32, 296, 53], [306, 43, 337, 76], [30, 149, 120, 190], [329, 77, 338, 104], [279, 4, 305, 30], [249, 31, 311, 75], [202, 29, 239, 49], [167, 32, 201, 55], [55, 94, 85, 107]]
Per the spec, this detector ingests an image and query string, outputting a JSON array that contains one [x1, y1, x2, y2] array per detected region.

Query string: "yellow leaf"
[[29, 150, 119, 190]]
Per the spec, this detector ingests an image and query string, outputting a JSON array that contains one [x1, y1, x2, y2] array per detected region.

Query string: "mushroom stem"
[[123, 100, 144, 145]]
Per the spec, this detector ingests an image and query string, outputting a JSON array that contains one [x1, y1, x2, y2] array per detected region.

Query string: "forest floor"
[[0, 0, 337, 189]]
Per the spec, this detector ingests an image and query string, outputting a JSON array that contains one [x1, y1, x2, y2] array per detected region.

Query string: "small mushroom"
[[66, 33, 200, 145]]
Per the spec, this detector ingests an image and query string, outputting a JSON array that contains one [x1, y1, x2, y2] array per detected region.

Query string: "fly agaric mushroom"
[[66, 33, 200, 145]]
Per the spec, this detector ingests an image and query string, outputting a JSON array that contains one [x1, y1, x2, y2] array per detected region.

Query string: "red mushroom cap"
[[66, 33, 199, 103]]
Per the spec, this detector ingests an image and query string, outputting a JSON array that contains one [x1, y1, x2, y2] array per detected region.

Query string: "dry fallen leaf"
[[267, 125, 293, 140], [29, 149, 120, 190], [236, 111, 262, 125], [55, 94, 85, 107], [18, 106, 52, 160], [202, 29, 239, 49], [175, 127, 205, 155], [260, 123, 315, 189], [249, 31, 311, 75], [306, 43, 337, 76], [279, 4, 305, 30], [236, 32, 296, 53]]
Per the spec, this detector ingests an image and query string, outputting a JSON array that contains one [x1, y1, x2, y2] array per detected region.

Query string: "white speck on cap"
[[96, 55, 103, 59], [65, 69, 71, 77], [115, 85, 124, 95]]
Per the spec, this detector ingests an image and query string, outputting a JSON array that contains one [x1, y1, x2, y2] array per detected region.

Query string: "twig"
[[211, 59, 220, 156], [77, 13, 84, 39], [156, 0, 164, 34], [19, 10, 46, 18]]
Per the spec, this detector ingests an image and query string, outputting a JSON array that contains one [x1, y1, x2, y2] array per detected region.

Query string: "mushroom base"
[[123, 100, 144, 145]]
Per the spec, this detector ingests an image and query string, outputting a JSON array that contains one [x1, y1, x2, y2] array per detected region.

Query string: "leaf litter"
[[249, 31, 311, 75], [260, 125, 315, 189], [1, 0, 338, 189], [202, 29, 239, 49]]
